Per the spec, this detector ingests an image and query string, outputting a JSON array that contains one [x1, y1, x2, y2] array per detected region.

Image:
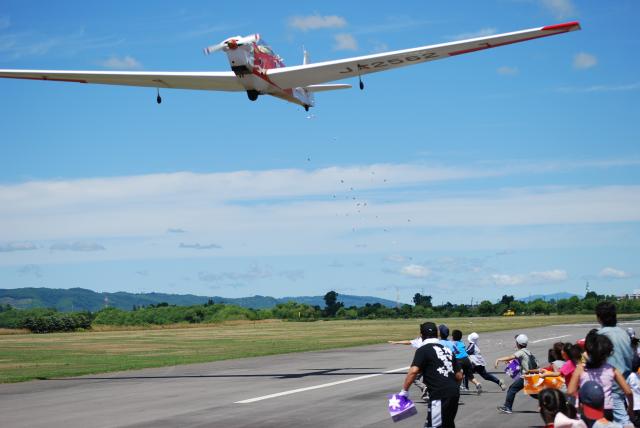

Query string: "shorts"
[[424, 394, 460, 428]]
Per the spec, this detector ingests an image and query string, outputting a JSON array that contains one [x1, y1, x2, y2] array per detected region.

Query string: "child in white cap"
[[465, 332, 506, 391]]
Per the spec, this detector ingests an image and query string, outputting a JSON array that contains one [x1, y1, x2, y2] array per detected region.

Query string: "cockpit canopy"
[[255, 39, 274, 55]]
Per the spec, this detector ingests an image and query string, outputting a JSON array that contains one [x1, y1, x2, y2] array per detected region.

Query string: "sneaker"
[[476, 383, 483, 395], [460, 385, 468, 392], [421, 388, 429, 401], [499, 380, 506, 391], [497, 405, 512, 414]]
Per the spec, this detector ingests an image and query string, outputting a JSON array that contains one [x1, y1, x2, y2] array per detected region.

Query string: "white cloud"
[[450, 28, 497, 41], [198, 264, 273, 283], [492, 269, 567, 285], [400, 264, 430, 278], [279, 270, 305, 281], [1, 162, 640, 263], [178, 25, 230, 40], [573, 52, 597, 70], [99, 55, 142, 70], [0, 242, 37, 252], [289, 14, 347, 31], [557, 82, 640, 94], [386, 254, 412, 263], [541, 0, 577, 19], [352, 17, 433, 36], [333, 33, 358, 51], [530, 269, 568, 282], [492, 273, 525, 286], [50, 241, 105, 252], [179, 243, 222, 250], [599, 267, 630, 279], [166, 228, 186, 234], [0, 29, 124, 59], [497, 66, 519, 76]]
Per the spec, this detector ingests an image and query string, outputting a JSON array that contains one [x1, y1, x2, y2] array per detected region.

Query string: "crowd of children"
[[392, 301, 640, 428], [534, 301, 640, 427]]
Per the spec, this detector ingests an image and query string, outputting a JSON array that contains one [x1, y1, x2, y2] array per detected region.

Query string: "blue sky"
[[0, 0, 639, 304]]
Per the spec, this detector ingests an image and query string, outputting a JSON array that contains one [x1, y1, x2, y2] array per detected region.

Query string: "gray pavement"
[[2, 320, 638, 427]]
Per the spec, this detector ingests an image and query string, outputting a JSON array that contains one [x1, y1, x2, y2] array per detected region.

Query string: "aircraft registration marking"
[[339, 52, 439, 74]]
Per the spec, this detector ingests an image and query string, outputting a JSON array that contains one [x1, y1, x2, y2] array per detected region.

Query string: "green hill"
[[0, 288, 397, 312]]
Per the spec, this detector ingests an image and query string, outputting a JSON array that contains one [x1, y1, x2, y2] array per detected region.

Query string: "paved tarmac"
[[2, 320, 639, 428]]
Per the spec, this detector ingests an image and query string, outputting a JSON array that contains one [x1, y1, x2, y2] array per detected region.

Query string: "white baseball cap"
[[515, 334, 528, 345]]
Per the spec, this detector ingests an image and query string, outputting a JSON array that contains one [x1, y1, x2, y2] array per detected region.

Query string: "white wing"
[[0, 22, 579, 94], [0, 70, 244, 91], [267, 22, 581, 89]]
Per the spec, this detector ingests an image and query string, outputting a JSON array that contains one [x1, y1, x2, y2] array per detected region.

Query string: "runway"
[[2, 320, 638, 427]]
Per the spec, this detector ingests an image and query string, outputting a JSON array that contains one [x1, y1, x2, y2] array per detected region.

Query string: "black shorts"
[[424, 394, 460, 428], [459, 357, 474, 380]]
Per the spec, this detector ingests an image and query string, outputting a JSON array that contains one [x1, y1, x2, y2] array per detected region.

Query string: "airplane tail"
[[304, 84, 352, 93], [303, 47, 309, 65], [294, 48, 351, 110]]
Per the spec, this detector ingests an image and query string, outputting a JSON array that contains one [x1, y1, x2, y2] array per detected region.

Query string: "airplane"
[[0, 21, 580, 111]]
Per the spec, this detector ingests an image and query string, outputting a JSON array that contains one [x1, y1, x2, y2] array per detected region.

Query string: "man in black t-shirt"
[[399, 321, 463, 428]]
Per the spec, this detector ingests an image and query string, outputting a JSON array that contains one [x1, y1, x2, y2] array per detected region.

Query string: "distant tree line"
[[1, 291, 639, 333]]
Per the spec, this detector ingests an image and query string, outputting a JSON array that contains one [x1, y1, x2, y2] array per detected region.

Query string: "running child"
[[466, 332, 506, 391], [495, 333, 539, 414], [451, 329, 482, 395]]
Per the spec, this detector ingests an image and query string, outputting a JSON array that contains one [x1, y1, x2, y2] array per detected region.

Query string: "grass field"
[[0, 314, 611, 383]]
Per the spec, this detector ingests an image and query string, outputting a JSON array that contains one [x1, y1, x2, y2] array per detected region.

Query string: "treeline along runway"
[[2, 321, 638, 427]]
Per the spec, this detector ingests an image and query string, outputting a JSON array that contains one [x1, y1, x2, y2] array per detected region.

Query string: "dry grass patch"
[[0, 328, 29, 335], [0, 314, 609, 383]]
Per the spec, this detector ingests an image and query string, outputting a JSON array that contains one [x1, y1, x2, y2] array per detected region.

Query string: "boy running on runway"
[[399, 322, 463, 428], [466, 332, 506, 391], [495, 333, 539, 414], [451, 329, 483, 395]]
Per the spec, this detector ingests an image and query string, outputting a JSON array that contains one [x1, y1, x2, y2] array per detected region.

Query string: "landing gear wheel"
[[246, 90, 259, 101], [304, 105, 310, 112]]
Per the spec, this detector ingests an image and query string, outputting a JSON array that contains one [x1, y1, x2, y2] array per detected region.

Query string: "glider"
[[0, 22, 580, 111]]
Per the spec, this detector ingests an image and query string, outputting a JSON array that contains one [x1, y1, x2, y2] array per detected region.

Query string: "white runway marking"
[[531, 335, 571, 343], [235, 366, 409, 404], [552, 323, 599, 328], [553, 321, 640, 328]]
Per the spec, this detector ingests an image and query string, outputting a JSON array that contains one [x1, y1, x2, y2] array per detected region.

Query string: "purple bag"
[[387, 394, 417, 422], [505, 359, 521, 380]]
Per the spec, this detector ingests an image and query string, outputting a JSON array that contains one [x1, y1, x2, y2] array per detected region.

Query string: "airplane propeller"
[[203, 34, 260, 55]]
